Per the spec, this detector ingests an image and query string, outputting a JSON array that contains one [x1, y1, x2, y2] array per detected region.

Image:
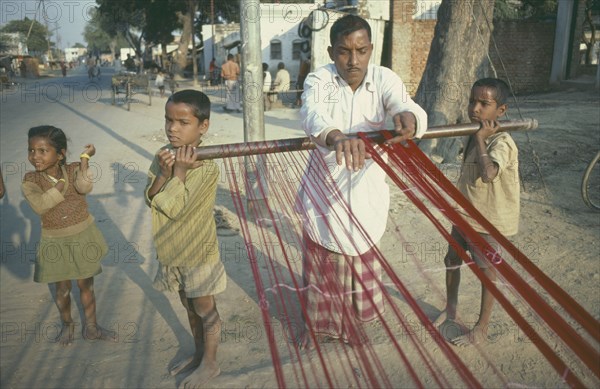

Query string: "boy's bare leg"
[[180, 295, 221, 388], [433, 265, 461, 327], [54, 280, 75, 346], [170, 290, 203, 376], [452, 267, 496, 347], [78, 277, 116, 341]]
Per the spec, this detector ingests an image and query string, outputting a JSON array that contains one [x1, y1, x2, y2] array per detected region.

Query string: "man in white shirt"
[[297, 14, 427, 349], [272, 62, 290, 93]]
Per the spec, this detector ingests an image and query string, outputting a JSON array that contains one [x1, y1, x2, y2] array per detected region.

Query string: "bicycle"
[[581, 150, 600, 211]]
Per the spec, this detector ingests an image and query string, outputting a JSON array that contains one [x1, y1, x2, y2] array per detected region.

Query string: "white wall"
[[64, 47, 87, 62], [202, 2, 391, 81], [203, 3, 319, 82]]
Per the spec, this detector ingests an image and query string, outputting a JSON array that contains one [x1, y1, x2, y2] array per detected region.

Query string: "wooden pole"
[[195, 118, 538, 161]]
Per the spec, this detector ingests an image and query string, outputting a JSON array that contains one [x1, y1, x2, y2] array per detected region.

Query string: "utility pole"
[[240, 0, 269, 210], [190, 0, 198, 86], [42, 0, 53, 63]]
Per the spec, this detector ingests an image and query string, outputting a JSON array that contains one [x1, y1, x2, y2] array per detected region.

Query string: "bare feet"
[[297, 327, 313, 350], [296, 327, 344, 350], [451, 324, 488, 347], [432, 309, 448, 327], [170, 355, 201, 376], [56, 322, 75, 346], [83, 323, 117, 342], [179, 362, 220, 389]]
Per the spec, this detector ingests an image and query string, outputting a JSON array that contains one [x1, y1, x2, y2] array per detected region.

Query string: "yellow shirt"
[[457, 132, 520, 236], [145, 149, 220, 266]]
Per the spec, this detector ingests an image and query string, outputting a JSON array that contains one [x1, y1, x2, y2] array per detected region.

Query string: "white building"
[[201, 2, 389, 82], [202, 3, 321, 82], [64, 47, 87, 63], [0, 33, 28, 55]]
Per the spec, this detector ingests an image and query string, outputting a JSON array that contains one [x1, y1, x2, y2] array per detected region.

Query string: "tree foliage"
[[84, 7, 127, 54], [0, 18, 51, 54], [0, 33, 13, 53], [93, 0, 240, 74]]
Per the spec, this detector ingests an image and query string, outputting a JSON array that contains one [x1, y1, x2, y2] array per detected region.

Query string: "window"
[[292, 40, 303, 60], [270, 40, 282, 60]]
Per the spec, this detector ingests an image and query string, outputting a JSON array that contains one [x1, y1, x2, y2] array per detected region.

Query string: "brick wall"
[[489, 20, 556, 93], [391, 1, 557, 95]]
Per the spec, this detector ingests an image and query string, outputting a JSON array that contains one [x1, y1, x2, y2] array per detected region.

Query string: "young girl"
[[22, 125, 115, 346]]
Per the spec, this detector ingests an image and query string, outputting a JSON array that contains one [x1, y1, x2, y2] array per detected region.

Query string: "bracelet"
[[58, 178, 66, 183], [479, 153, 489, 157], [80, 153, 91, 160]]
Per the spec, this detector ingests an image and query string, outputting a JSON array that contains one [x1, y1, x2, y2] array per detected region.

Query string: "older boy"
[[146, 90, 225, 386], [434, 78, 519, 347]]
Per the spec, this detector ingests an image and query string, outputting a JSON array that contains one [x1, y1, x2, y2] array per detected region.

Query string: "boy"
[[434, 78, 519, 347], [146, 90, 225, 386]]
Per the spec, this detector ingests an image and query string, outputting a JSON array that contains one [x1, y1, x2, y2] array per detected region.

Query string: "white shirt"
[[263, 71, 272, 93], [273, 69, 290, 92], [298, 63, 427, 255], [155, 73, 164, 87]]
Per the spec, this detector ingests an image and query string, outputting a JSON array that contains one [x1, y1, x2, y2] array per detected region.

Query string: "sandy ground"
[[0, 66, 598, 388]]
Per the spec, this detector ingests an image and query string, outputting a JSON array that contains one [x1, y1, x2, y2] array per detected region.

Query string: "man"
[[124, 54, 136, 73], [297, 14, 427, 348], [272, 62, 291, 93], [220, 54, 241, 113]]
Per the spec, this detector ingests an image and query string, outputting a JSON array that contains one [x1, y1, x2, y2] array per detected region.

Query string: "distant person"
[[296, 55, 311, 107], [220, 54, 241, 113], [262, 62, 272, 111], [60, 61, 67, 77], [209, 57, 217, 85], [146, 90, 225, 387], [0, 169, 4, 199], [21, 125, 116, 346], [87, 56, 99, 80], [19, 60, 26, 78], [155, 70, 165, 97], [433, 78, 520, 347], [272, 62, 291, 93], [124, 54, 136, 72], [168, 72, 179, 96], [114, 54, 122, 73]]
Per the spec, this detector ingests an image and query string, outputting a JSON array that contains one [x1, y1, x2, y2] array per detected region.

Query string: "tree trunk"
[[415, 0, 495, 163], [174, 9, 193, 78]]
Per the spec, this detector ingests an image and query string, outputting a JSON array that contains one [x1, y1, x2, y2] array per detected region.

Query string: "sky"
[[0, 0, 96, 49]]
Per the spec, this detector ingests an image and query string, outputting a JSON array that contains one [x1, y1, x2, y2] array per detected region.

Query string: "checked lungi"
[[301, 234, 384, 343]]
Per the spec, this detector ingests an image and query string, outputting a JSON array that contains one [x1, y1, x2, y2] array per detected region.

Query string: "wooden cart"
[[111, 73, 152, 111]]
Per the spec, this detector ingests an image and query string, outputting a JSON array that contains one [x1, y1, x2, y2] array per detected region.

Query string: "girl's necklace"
[[44, 166, 63, 184]]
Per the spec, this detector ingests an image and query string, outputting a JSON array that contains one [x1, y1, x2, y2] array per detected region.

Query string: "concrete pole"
[[549, 0, 575, 84], [240, 0, 268, 202]]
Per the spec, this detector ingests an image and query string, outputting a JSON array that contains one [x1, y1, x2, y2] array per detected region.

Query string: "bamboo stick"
[[195, 118, 538, 160]]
